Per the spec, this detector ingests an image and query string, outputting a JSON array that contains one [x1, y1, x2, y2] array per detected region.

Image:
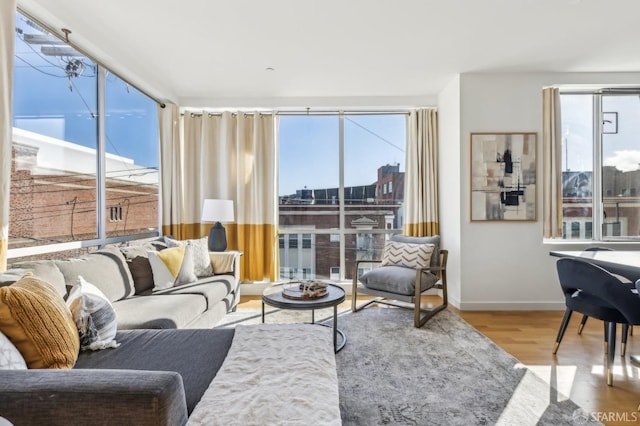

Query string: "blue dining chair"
[[554, 258, 640, 386], [575, 247, 633, 349]]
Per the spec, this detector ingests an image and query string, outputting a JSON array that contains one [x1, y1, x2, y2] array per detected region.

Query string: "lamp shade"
[[201, 199, 234, 223]]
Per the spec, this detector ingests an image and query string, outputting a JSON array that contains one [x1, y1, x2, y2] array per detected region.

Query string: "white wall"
[[451, 72, 640, 310], [437, 75, 462, 307]]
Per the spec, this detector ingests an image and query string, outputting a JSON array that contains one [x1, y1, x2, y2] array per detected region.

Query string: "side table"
[[262, 282, 347, 352]]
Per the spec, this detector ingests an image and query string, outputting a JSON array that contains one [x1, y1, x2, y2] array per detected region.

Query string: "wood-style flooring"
[[238, 296, 640, 426]]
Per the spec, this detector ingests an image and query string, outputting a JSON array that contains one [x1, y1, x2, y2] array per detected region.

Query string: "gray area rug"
[[218, 306, 601, 426]]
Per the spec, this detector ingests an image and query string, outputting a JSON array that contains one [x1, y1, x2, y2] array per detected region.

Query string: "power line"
[[345, 117, 405, 153]]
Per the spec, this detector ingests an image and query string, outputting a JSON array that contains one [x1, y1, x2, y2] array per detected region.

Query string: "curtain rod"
[[181, 109, 413, 117]]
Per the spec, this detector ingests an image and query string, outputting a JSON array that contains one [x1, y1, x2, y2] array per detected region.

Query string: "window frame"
[[8, 9, 161, 260], [277, 111, 407, 281], [559, 89, 640, 242]]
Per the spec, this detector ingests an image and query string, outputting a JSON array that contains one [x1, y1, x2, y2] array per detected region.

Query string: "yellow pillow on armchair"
[[0, 274, 80, 369]]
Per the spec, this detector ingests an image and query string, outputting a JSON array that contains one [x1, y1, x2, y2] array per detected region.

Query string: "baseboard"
[[457, 301, 566, 311]]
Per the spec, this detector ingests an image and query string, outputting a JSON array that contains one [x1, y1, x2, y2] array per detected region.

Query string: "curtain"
[[159, 103, 185, 238], [0, 0, 16, 271], [165, 111, 278, 282], [404, 108, 439, 236], [542, 88, 563, 238]]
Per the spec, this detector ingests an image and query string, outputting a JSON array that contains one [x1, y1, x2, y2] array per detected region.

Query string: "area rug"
[[217, 306, 601, 425]]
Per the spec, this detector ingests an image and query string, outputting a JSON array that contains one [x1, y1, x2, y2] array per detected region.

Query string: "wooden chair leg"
[[577, 314, 589, 335], [553, 309, 573, 354]]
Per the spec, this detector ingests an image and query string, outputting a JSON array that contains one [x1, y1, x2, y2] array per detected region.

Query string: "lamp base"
[[208, 222, 227, 252]]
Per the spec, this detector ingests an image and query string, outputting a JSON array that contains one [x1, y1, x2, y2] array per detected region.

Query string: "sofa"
[[0, 238, 342, 425], [0, 237, 242, 330]]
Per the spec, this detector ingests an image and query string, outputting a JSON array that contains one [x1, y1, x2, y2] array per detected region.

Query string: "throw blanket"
[[188, 324, 341, 426]]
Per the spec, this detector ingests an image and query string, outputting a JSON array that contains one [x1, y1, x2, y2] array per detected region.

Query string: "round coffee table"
[[262, 282, 346, 352]]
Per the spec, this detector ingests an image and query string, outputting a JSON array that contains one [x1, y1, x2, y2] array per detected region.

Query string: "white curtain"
[[0, 0, 16, 271], [159, 103, 184, 237], [165, 111, 278, 281], [542, 88, 563, 238], [404, 108, 439, 236]]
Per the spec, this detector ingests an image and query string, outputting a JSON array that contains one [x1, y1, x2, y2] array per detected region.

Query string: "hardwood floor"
[[238, 296, 640, 425]]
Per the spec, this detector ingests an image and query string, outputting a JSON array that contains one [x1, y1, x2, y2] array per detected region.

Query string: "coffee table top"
[[262, 282, 345, 310]]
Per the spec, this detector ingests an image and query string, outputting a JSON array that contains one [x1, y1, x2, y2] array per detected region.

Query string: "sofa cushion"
[[359, 265, 438, 296], [119, 243, 157, 295], [74, 328, 235, 415], [55, 245, 135, 303], [0, 275, 80, 369], [66, 276, 119, 351], [113, 293, 208, 329], [0, 261, 67, 298], [153, 275, 234, 308]]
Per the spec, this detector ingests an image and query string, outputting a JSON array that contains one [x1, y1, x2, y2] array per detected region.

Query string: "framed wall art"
[[470, 132, 537, 222]]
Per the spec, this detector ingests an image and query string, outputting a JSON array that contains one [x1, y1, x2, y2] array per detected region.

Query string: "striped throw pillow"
[[380, 241, 435, 269], [66, 276, 119, 351]]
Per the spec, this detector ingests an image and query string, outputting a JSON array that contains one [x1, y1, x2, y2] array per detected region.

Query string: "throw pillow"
[[380, 241, 435, 269], [0, 331, 27, 370], [165, 236, 213, 277], [0, 274, 80, 369], [120, 243, 157, 294], [66, 276, 119, 351], [148, 245, 197, 291]]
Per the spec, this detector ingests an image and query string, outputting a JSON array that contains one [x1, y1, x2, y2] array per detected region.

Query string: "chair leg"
[[606, 321, 617, 386], [622, 324, 630, 357], [553, 309, 573, 354], [577, 314, 589, 335]]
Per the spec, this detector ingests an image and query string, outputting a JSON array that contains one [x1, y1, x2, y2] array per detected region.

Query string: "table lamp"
[[201, 199, 234, 251]]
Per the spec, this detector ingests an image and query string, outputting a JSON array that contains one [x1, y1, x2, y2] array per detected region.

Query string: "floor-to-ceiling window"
[[10, 10, 159, 259], [278, 112, 406, 281], [560, 91, 640, 241]]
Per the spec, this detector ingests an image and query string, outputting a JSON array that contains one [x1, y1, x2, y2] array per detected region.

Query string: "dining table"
[[549, 250, 640, 283]]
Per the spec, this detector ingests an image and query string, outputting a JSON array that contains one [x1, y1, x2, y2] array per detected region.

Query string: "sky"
[[561, 94, 640, 173], [278, 114, 406, 195], [13, 12, 159, 169]]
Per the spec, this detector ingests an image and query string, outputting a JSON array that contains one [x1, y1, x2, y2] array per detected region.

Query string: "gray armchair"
[[351, 235, 448, 328]]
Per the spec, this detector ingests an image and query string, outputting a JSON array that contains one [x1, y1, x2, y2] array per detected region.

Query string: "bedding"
[[188, 323, 341, 426]]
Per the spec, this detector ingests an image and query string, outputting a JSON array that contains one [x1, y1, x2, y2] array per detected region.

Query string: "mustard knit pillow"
[[0, 275, 80, 369]]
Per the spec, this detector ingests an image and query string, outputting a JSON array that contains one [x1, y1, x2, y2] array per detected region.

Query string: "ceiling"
[[17, 0, 640, 107]]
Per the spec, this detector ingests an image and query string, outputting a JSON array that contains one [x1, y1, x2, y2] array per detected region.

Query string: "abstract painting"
[[470, 132, 537, 221]]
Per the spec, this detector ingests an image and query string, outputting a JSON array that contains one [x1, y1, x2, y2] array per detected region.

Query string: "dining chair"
[[554, 257, 640, 386], [574, 248, 634, 354]]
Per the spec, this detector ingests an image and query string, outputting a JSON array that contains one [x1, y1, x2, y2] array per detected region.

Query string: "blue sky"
[[561, 94, 640, 173], [278, 114, 406, 195]]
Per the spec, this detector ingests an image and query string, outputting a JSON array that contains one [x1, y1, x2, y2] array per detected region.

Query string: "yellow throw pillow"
[[0, 275, 80, 369], [158, 245, 186, 277]]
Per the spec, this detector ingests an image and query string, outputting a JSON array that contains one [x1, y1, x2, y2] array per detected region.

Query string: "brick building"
[[9, 129, 159, 250], [279, 164, 404, 280]]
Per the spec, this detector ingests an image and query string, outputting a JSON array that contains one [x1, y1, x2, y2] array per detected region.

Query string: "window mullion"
[[593, 94, 603, 241], [97, 65, 107, 243], [338, 112, 345, 281]]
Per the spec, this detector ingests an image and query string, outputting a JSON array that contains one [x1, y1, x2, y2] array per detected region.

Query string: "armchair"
[[351, 235, 448, 328]]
